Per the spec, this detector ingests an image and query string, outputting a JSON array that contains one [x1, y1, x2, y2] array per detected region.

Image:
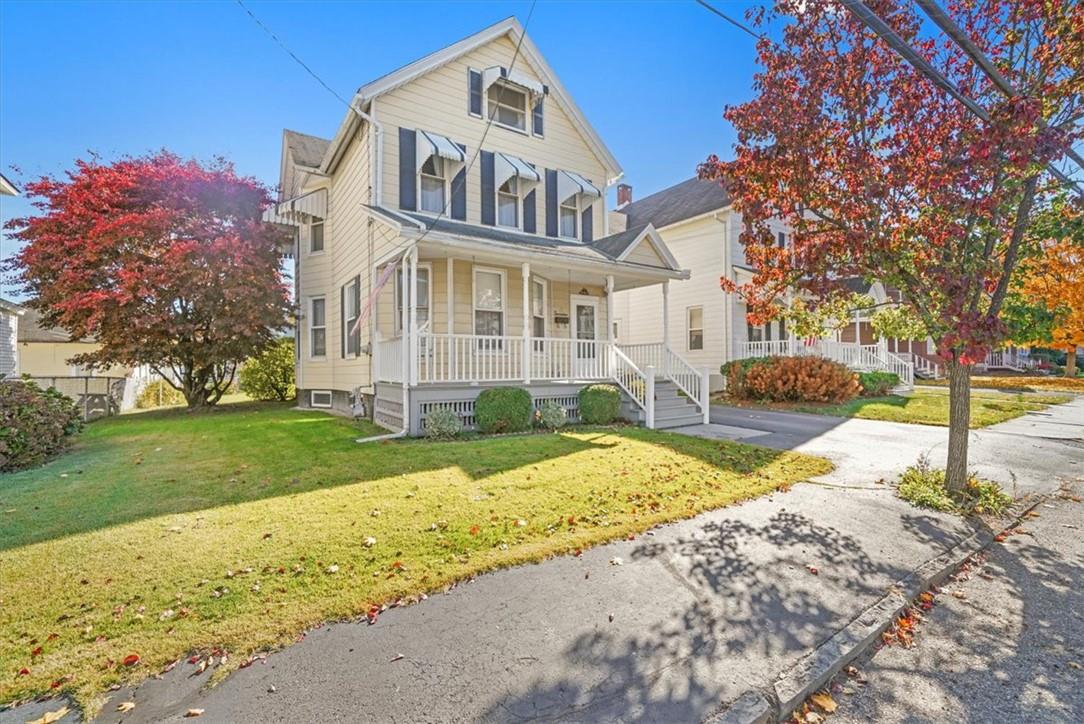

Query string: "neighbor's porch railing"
[[736, 339, 915, 388]]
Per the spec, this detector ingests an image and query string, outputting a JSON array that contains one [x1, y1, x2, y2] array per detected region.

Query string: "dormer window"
[[419, 155, 446, 213], [559, 196, 578, 239], [497, 176, 519, 228], [488, 81, 528, 132]]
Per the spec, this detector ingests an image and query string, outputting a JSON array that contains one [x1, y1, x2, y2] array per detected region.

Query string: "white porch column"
[[645, 366, 656, 429], [399, 256, 409, 386], [521, 262, 531, 384], [605, 274, 615, 377], [409, 248, 419, 386], [446, 257, 455, 380], [662, 280, 670, 350]]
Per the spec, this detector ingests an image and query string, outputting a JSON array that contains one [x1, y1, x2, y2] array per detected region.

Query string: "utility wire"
[[693, 0, 763, 42]]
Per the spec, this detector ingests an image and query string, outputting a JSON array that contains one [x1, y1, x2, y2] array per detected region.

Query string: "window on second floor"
[[559, 196, 578, 239], [309, 222, 324, 253], [497, 176, 519, 228], [418, 156, 447, 214], [488, 81, 528, 132]]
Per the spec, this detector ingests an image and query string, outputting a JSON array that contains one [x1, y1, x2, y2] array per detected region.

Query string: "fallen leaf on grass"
[[28, 706, 69, 724], [609, 557, 623, 566], [810, 691, 837, 713], [1068, 661, 1081, 670], [117, 701, 136, 713], [122, 654, 141, 667], [184, 709, 205, 718], [807, 565, 819, 575]]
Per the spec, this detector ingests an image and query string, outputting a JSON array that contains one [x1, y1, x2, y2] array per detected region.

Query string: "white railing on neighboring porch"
[[899, 352, 943, 379], [736, 338, 914, 388], [984, 349, 1036, 372]]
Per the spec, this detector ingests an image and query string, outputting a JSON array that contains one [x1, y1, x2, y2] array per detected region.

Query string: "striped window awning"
[[495, 152, 540, 189], [417, 130, 466, 173], [262, 188, 327, 226], [481, 65, 546, 98], [557, 170, 601, 204]]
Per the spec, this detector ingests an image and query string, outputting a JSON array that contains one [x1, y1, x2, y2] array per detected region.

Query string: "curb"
[[707, 497, 1040, 723]]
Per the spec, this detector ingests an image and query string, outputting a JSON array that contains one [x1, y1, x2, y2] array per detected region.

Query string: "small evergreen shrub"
[[136, 379, 185, 409], [240, 338, 296, 401], [535, 401, 568, 431], [898, 456, 1013, 516], [858, 371, 901, 397], [578, 384, 621, 424], [474, 387, 533, 434], [0, 380, 83, 472], [723, 356, 860, 403], [424, 407, 463, 440]]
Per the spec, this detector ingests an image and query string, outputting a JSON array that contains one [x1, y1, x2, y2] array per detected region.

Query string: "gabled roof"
[[284, 129, 331, 169], [0, 298, 25, 315], [17, 306, 90, 342], [319, 17, 621, 179], [619, 177, 731, 230]]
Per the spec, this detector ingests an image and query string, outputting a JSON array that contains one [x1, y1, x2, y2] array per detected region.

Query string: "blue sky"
[[0, 0, 768, 299]]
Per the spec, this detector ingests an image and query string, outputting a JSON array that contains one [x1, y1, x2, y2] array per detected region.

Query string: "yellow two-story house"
[[268, 17, 709, 435]]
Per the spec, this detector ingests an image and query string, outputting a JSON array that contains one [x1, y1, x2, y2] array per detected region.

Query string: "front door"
[[570, 295, 600, 378]]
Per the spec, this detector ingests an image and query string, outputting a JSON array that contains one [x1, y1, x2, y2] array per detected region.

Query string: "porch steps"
[[622, 379, 704, 430]]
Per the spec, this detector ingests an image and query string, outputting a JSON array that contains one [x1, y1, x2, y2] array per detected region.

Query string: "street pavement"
[[833, 481, 1084, 723]]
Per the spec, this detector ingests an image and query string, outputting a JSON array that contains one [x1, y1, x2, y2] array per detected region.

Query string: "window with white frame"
[[344, 278, 360, 356], [559, 196, 578, 239], [394, 265, 431, 335], [473, 268, 505, 344], [418, 156, 446, 213], [612, 319, 621, 341], [310, 222, 324, 253], [309, 297, 326, 357], [777, 231, 786, 248], [687, 306, 704, 351], [487, 81, 528, 132], [531, 276, 547, 350], [497, 176, 519, 228]]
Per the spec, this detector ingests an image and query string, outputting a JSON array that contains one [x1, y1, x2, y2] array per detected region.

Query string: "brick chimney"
[[616, 183, 633, 208]]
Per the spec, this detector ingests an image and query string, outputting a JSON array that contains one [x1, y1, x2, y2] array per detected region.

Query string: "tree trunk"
[[1066, 346, 1077, 377], [945, 355, 972, 493]]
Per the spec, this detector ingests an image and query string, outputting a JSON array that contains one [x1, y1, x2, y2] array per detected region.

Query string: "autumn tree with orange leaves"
[[703, 0, 1083, 491]]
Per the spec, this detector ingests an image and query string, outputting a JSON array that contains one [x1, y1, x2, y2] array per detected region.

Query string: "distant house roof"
[[17, 307, 88, 343], [619, 177, 731, 230], [0, 298, 25, 315], [284, 129, 331, 169]]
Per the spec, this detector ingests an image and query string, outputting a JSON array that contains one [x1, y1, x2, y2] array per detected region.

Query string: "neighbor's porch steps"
[[621, 379, 703, 430]]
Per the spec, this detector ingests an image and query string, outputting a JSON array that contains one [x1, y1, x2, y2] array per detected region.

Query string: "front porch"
[[369, 242, 708, 434]]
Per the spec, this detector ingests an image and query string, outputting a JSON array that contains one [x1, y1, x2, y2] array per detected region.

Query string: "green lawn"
[[0, 401, 830, 711], [794, 388, 1071, 427]]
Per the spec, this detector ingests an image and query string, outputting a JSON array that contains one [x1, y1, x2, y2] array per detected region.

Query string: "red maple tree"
[[703, 0, 1083, 490], [5, 152, 292, 407]]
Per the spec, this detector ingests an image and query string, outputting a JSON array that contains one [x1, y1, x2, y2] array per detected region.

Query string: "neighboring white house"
[[266, 17, 710, 435], [610, 178, 916, 390], [0, 298, 25, 378]]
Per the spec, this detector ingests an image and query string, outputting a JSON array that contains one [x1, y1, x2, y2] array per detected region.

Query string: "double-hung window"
[[497, 176, 519, 228], [687, 306, 704, 351], [487, 81, 528, 132], [344, 279, 360, 356], [559, 196, 578, 239], [419, 156, 446, 213], [531, 277, 547, 351], [309, 222, 324, 253], [473, 268, 505, 349], [309, 297, 327, 357]]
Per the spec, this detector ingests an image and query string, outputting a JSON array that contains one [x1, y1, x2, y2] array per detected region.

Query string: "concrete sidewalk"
[[7, 483, 977, 724]]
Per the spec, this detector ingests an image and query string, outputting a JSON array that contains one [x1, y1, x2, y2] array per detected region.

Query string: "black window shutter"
[[398, 128, 417, 211], [340, 285, 346, 358], [545, 169, 558, 237], [523, 189, 536, 233], [468, 70, 482, 116], [352, 274, 362, 353], [581, 204, 593, 243], [532, 97, 544, 136], [480, 151, 495, 226], [450, 143, 467, 221]]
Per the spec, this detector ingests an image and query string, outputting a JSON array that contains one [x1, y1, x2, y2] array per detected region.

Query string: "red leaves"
[[121, 653, 141, 667]]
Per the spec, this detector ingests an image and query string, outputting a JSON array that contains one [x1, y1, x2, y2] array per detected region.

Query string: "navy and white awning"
[[557, 170, 601, 204], [262, 188, 327, 226], [481, 65, 546, 98], [417, 130, 466, 173], [495, 152, 540, 189]]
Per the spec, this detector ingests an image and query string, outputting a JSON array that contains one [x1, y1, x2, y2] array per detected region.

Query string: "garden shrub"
[[535, 401, 568, 431], [135, 379, 185, 409], [424, 407, 463, 440], [578, 384, 621, 424], [724, 356, 860, 403], [858, 371, 900, 397], [239, 338, 296, 401], [0, 380, 83, 472], [898, 456, 1013, 516], [474, 387, 533, 434]]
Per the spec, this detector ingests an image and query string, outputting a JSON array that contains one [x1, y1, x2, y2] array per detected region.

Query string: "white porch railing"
[[377, 337, 404, 383], [619, 342, 710, 424], [899, 352, 942, 379], [984, 349, 1036, 372], [736, 339, 915, 389]]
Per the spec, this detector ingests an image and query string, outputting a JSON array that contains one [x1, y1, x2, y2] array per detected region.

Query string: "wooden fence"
[[7, 376, 126, 421]]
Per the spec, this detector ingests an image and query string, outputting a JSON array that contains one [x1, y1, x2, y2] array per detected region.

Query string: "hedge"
[[722, 356, 861, 403], [858, 371, 900, 397], [0, 380, 83, 472], [475, 387, 533, 433], [578, 384, 621, 424]]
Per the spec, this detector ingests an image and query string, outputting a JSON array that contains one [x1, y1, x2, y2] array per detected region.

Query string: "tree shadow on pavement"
[[481, 506, 933, 722]]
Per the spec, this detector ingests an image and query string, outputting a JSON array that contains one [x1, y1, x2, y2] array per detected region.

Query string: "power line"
[[692, 0, 762, 42]]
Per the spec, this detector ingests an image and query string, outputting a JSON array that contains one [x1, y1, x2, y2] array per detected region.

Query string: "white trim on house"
[[319, 17, 622, 180], [615, 225, 680, 270]]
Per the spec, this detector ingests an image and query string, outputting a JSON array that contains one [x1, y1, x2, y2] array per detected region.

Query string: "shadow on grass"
[[0, 404, 791, 552]]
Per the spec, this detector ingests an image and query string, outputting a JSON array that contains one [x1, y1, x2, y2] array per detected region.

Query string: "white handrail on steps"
[[612, 345, 650, 415]]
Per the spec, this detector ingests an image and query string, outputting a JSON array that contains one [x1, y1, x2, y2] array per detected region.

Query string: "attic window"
[[488, 81, 527, 132]]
